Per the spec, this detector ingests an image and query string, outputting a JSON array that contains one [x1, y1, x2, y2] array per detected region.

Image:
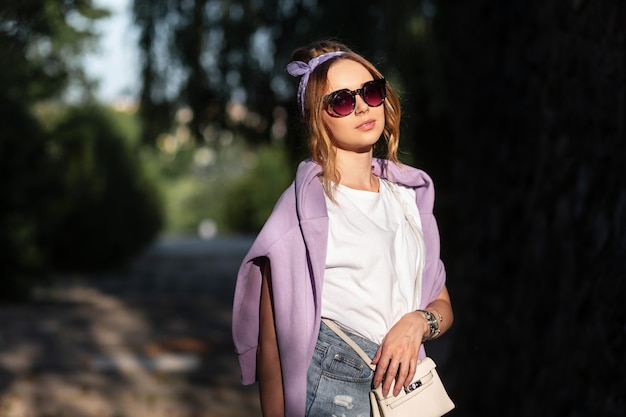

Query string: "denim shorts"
[[306, 321, 380, 417]]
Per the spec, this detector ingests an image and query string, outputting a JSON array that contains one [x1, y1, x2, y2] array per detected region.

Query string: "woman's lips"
[[356, 119, 376, 130]]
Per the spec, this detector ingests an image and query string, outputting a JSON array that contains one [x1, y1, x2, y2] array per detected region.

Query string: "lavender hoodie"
[[232, 158, 447, 416]]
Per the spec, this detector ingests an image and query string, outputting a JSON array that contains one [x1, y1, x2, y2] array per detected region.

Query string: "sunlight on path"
[[0, 282, 260, 417]]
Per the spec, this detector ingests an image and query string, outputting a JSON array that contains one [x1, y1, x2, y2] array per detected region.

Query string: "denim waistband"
[[318, 320, 380, 360]]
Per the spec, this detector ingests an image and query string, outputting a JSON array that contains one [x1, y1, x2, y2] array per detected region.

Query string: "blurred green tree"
[[0, 0, 109, 298], [0, 1, 163, 298], [44, 106, 163, 272], [0, 99, 55, 297], [0, 0, 109, 104]]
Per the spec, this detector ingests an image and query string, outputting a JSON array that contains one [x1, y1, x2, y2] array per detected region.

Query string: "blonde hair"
[[289, 40, 402, 197]]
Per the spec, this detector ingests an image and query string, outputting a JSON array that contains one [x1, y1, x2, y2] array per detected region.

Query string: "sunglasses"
[[324, 78, 387, 117]]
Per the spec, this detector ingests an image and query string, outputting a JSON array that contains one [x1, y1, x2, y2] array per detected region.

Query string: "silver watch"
[[417, 309, 440, 340]]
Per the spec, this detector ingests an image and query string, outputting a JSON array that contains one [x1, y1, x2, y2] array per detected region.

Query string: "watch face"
[[425, 311, 436, 323], [420, 310, 439, 339]]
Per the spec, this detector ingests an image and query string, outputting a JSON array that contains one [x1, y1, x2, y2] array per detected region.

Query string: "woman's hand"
[[371, 311, 428, 397], [372, 286, 453, 397]]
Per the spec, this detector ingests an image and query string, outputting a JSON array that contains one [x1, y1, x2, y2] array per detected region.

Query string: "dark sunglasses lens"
[[362, 81, 385, 107], [330, 91, 356, 116]]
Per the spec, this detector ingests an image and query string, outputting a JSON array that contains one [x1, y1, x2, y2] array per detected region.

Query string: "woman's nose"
[[354, 94, 369, 114]]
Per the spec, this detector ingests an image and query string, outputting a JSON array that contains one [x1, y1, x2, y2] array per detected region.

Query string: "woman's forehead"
[[325, 60, 373, 92]]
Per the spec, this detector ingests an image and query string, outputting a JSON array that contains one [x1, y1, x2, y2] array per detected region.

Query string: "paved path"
[[0, 235, 261, 417]]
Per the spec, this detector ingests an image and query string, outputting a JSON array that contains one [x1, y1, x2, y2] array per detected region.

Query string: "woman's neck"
[[336, 150, 379, 192]]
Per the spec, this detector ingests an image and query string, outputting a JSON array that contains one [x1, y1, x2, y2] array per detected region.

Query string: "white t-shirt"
[[322, 178, 425, 344]]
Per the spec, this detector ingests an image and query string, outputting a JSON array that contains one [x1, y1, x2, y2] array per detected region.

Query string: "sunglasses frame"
[[324, 78, 387, 117]]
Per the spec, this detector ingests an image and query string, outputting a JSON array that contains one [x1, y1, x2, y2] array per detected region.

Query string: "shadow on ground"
[[0, 235, 261, 417]]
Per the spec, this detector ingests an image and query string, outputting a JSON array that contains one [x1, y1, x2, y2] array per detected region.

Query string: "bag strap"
[[322, 318, 376, 371]]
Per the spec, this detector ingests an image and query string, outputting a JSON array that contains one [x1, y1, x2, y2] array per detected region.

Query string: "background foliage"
[[0, 0, 162, 298], [42, 106, 162, 272]]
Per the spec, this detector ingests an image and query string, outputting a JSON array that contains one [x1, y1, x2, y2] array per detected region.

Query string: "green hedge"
[[43, 105, 163, 272], [0, 99, 55, 298], [0, 103, 163, 299]]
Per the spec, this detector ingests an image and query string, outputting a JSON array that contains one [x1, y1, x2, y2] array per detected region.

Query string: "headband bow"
[[286, 51, 346, 116]]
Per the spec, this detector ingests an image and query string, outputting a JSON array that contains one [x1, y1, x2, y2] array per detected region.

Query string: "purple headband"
[[286, 51, 346, 115]]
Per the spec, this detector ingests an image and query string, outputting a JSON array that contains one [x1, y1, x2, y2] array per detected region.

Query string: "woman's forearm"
[[257, 261, 285, 417]]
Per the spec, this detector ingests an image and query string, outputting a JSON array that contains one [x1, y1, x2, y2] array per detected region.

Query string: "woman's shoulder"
[[295, 159, 322, 183], [249, 160, 324, 255], [374, 159, 435, 189], [374, 159, 437, 215], [245, 184, 299, 258]]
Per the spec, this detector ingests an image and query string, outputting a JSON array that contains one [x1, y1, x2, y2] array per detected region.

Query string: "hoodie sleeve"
[[231, 182, 299, 384], [413, 170, 447, 308], [232, 255, 264, 384], [419, 211, 447, 308]]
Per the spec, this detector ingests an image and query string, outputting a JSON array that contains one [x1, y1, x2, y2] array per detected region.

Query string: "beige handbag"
[[322, 319, 455, 417]]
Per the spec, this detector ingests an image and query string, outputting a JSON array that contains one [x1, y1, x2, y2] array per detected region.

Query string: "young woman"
[[232, 40, 453, 417]]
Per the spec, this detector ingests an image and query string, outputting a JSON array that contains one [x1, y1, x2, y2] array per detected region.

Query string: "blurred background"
[[0, 0, 624, 416]]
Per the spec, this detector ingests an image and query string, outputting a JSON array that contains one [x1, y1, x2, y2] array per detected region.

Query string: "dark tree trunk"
[[437, 1, 625, 416]]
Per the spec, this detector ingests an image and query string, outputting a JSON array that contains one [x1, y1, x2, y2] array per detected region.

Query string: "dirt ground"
[[0, 236, 262, 417]]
